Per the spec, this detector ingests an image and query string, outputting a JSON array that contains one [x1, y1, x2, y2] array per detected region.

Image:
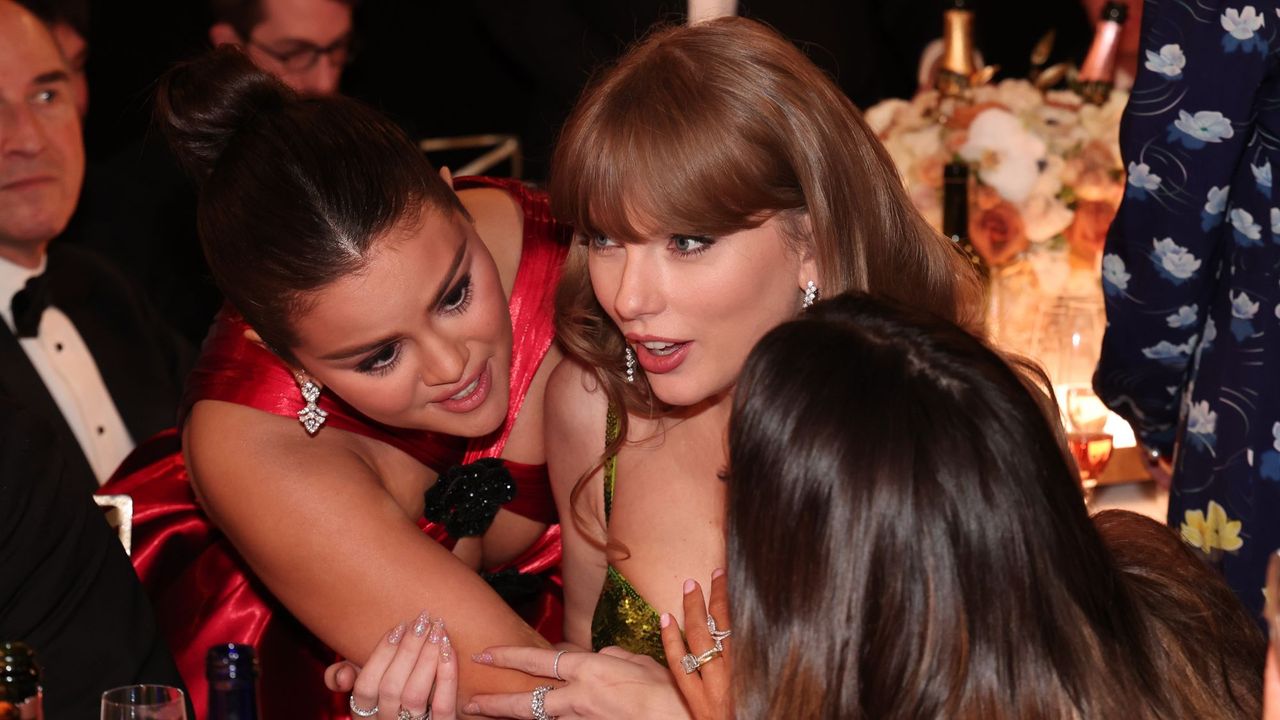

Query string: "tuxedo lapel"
[[0, 323, 98, 494]]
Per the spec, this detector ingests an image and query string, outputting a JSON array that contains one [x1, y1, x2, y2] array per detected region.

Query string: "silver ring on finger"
[[706, 613, 733, 652], [396, 709, 430, 720], [681, 647, 722, 675], [552, 649, 568, 682], [531, 684, 557, 720], [348, 694, 378, 717]]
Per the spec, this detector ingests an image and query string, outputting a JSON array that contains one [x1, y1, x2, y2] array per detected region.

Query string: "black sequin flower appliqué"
[[423, 458, 517, 538]]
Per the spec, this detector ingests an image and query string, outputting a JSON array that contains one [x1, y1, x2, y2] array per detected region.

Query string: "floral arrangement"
[[865, 80, 1130, 354]]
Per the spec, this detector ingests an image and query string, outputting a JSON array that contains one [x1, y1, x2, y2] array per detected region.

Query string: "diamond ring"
[[681, 647, 721, 674]]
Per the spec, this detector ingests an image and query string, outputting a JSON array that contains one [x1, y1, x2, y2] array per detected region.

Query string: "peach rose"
[[1065, 199, 1117, 261], [969, 196, 1029, 266]]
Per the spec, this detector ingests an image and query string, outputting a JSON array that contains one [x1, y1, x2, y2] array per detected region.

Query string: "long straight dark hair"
[[726, 294, 1263, 719]]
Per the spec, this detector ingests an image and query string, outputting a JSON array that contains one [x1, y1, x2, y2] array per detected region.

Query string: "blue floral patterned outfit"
[[1096, 0, 1280, 619]]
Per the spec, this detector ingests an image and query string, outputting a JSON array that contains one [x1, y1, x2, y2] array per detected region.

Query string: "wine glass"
[[1065, 385, 1113, 503], [101, 685, 187, 720]]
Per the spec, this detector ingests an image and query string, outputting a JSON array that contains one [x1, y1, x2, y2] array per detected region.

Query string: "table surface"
[[1091, 479, 1169, 522]]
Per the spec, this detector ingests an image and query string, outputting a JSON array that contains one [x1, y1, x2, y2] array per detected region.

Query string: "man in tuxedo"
[[0, 0, 190, 493], [0, 395, 188, 717]]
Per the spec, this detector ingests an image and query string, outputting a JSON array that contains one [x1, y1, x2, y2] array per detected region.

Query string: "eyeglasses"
[[247, 34, 356, 72]]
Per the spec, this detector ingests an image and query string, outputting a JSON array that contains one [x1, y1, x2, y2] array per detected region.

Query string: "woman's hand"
[[464, 645, 690, 719], [325, 611, 459, 720], [660, 571, 733, 720]]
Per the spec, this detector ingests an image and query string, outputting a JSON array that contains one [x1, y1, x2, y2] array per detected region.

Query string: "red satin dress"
[[100, 177, 569, 719]]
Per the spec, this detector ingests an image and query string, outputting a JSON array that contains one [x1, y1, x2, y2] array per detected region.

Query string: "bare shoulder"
[[457, 185, 523, 293], [545, 358, 609, 461]]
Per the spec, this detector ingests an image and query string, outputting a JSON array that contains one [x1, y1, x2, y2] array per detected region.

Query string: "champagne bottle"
[[206, 644, 260, 720], [943, 161, 987, 279], [1076, 1, 1128, 104], [0, 642, 41, 720], [936, 0, 977, 96]]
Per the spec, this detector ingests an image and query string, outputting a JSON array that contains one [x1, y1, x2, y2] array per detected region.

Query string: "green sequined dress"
[[590, 408, 667, 662]]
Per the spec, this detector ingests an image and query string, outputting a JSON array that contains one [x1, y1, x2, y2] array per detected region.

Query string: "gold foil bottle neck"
[[937, 8, 976, 96]]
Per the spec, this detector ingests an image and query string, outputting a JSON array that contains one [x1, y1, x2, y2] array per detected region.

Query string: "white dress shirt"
[[0, 254, 133, 484], [687, 0, 737, 24]]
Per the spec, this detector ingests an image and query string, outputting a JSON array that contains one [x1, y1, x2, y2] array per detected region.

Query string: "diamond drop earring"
[[296, 372, 329, 435], [624, 347, 636, 384], [801, 280, 820, 309]]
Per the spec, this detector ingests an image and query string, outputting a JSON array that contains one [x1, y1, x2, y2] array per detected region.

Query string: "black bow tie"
[[11, 272, 51, 339]]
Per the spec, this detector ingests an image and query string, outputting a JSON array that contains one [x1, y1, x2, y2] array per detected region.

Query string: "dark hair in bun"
[[155, 46, 461, 360]]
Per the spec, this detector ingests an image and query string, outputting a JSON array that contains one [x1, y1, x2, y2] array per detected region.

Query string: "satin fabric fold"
[[100, 177, 569, 719]]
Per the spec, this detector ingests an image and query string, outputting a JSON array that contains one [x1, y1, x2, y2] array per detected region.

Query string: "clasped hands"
[[326, 572, 733, 720]]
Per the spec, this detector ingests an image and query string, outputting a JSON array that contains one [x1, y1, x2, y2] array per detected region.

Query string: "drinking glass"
[[1065, 385, 1113, 503], [101, 685, 187, 720]]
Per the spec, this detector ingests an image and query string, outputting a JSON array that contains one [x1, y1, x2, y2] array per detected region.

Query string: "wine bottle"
[[1076, 1, 1128, 104], [206, 644, 260, 720], [943, 161, 987, 279], [936, 0, 977, 96], [0, 642, 41, 720]]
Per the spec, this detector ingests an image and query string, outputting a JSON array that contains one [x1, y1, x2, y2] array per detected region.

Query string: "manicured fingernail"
[[472, 652, 493, 664], [712, 567, 725, 580], [388, 622, 406, 645], [413, 609, 430, 637], [427, 618, 445, 644], [464, 703, 480, 714], [661, 612, 671, 628], [683, 578, 696, 594], [440, 634, 453, 663]]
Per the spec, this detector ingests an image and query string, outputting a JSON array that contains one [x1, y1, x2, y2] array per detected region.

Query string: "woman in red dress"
[[101, 48, 567, 719]]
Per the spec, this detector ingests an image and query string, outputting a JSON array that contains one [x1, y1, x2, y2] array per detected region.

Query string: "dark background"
[[82, 0, 1094, 181]]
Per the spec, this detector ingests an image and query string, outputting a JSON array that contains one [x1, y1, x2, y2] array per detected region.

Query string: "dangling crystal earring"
[[801, 280, 820, 309], [295, 372, 328, 435], [624, 347, 636, 384]]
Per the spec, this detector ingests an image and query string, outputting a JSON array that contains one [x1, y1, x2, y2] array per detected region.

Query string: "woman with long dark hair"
[[100, 48, 569, 718], [663, 293, 1265, 719], [336, 16, 981, 719]]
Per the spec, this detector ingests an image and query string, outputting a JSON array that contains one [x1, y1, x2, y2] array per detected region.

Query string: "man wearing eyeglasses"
[[208, 0, 355, 96]]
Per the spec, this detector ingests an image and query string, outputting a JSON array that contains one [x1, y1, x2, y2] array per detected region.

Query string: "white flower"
[[1206, 185, 1230, 214], [1167, 305, 1199, 328], [864, 98, 908, 136], [1254, 160, 1273, 187], [1188, 400, 1218, 436], [1231, 207, 1262, 239], [1142, 340, 1192, 360], [958, 108, 1047, 204], [1128, 162, 1162, 192], [990, 79, 1044, 115], [1022, 157, 1074, 242], [1273, 208, 1280, 234], [1145, 43, 1187, 76], [1102, 254, 1131, 290], [1204, 317, 1218, 343], [1231, 290, 1261, 319], [1174, 110, 1235, 144], [1222, 6, 1265, 40], [1153, 237, 1203, 279], [1272, 421, 1280, 452]]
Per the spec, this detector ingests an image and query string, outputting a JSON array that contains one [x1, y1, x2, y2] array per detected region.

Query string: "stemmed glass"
[[101, 685, 187, 720], [1065, 385, 1113, 503]]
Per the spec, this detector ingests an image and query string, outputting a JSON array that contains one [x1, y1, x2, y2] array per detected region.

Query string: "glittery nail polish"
[[427, 618, 445, 644], [440, 635, 453, 663], [388, 623, 406, 645], [413, 609, 430, 637]]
